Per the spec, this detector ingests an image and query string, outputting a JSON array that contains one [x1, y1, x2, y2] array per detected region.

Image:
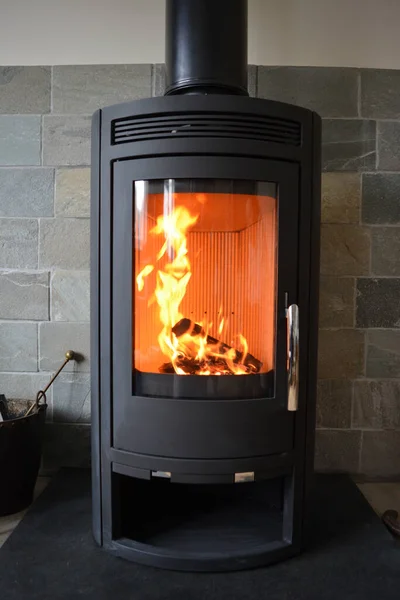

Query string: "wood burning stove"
[[91, 0, 321, 571]]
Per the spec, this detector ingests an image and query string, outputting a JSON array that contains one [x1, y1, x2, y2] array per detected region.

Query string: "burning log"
[[159, 318, 262, 375]]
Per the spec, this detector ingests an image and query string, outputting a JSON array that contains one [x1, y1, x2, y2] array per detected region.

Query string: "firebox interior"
[[133, 179, 277, 399]]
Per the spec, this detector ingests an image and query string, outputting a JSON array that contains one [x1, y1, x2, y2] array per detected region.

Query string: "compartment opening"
[[114, 472, 285, 556]]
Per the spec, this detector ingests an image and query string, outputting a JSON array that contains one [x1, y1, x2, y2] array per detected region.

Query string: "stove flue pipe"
[[165, 0, 248, 96]]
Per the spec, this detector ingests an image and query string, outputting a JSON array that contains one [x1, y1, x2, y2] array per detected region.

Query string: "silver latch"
[[151, 470, 171, 479], [234, 472, 255, 483]]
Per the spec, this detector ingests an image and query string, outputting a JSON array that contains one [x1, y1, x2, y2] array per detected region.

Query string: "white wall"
[[1, 0, 399, 68]]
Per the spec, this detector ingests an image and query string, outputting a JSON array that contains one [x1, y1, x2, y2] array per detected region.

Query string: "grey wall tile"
[[0, 219, 38, 268], [42, 116, 91, 166], [318, 329, 365, 379], [0, 271, 49, 320], [53, 65, 151, 114], [0, 67, 50, 114], [0, 322, 37, 371], [377, 121, 400, 171], [39, 322, 90, 372], [0, 116, 40, 166], [320, 224, 370, 276], [39, 218, 90, 269], [315, 430, 361, 473], [0, 168, 53, 217], [361, 69, 400, 119], [353, 380, 400, 429], [362, 174, 400, 224], [356, 278, 400, 328], [51, 271, 89, 322], [321, 173, 361, 223], [43, 423, 90, 470], [316, 380, 352, 429], [322, 119, 376, 171], [0, 372, 52, 400], [52, 373, 90, 423], [55, 168, 90, 218], [152, 64, 165, 96], [367, 330, 400, 378], [371, 228, 400, 276], [319, 276, 355, 328], [360, 431, 400, 478], [258, 67, 358, 117]]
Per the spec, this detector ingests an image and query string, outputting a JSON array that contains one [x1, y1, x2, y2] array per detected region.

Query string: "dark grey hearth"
[[0, 470, 399, 600]]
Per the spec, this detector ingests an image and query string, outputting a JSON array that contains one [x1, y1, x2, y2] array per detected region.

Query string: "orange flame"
[[136, 204, 253, 375], [150, 206, 197, 365], [136, 264, 154, 292]]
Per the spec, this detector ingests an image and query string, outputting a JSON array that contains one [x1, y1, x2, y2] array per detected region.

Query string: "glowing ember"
[[136, 204, 259, 376]]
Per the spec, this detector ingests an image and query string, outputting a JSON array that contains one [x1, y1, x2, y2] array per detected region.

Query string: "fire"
[[136, 265, 154, 292], [136, 204, 258, 376], [150, 206, 197, 368]]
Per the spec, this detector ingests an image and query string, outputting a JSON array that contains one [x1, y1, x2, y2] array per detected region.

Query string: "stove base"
[[109, 537, 297, 572]]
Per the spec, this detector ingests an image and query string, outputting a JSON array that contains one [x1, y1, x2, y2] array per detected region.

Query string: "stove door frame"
[[111, 156, 300, 460]]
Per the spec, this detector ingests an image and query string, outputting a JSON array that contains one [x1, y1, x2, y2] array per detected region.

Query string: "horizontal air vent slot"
[[111, 111, 301, 147]]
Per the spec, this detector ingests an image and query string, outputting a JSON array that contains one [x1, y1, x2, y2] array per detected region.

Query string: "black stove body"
[[91, 0, 321, 571]]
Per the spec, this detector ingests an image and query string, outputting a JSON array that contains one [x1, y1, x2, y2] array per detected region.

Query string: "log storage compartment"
[[91, 0, 321, 571], [114, 472, 284, 569]]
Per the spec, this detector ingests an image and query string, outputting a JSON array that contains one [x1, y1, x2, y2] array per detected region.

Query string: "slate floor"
[[0, 476, 50, 548]]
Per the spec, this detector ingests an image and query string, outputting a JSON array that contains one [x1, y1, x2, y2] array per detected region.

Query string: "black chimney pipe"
[[165, 0, 248, 96]]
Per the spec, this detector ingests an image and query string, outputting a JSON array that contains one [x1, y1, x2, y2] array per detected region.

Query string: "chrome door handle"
[[286, 304, 299, 411]]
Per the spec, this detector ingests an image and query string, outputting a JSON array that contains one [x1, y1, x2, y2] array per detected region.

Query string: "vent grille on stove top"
[[111, 112, 301, 147]]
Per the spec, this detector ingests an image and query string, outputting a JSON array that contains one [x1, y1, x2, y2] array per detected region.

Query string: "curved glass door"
[[133, 179, 277, 399]]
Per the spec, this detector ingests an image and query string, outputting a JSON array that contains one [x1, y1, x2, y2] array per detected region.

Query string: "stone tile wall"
[[0, 64, 399, 477], [256, 66, 400, 480]]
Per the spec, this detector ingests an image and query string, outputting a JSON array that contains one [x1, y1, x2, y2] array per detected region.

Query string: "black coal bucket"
[[0, 399, 47, 516]]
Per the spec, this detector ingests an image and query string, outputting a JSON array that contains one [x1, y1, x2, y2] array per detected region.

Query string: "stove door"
[[112, 157, 300, 460]]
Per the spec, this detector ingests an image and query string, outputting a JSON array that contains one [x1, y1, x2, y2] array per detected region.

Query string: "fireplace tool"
[[24, 350, 76, 417]]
